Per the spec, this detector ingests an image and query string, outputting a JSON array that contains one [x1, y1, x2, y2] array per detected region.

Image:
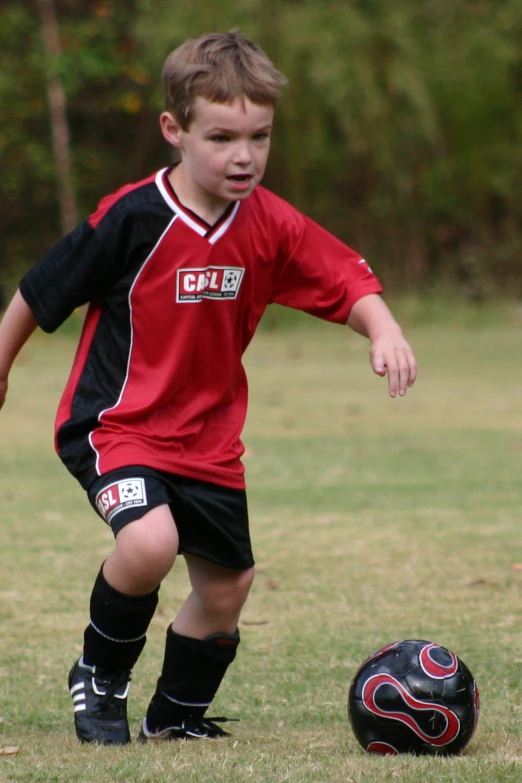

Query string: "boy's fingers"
[[387, 363, 400, 397], [370, 350, 387, 377], [399, 352, 418, 395], [397, 357, 412, 396], [370, 347, 417, 397], [406, 350, 418, 387]]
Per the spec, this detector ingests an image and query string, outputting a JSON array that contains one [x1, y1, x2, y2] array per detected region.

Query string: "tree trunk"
[[38, 0, 78, 235]]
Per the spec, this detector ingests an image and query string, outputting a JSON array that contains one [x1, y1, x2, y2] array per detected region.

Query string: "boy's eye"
[[209, 132, 270, 143]]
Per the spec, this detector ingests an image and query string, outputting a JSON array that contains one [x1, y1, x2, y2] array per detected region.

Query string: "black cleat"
[[138, 715, 234, 741], [68, 657, 131, 745]]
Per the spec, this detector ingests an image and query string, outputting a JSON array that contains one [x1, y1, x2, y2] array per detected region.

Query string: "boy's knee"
[[222, 565, 255, 600], [114, 508, 179, 578], [132, 535, 177, 574], [236, 565, 256, 596], [203, 565, 255, 613]]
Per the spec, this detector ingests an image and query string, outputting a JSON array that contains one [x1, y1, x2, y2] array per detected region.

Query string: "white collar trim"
[[156, 168, 240, 242]]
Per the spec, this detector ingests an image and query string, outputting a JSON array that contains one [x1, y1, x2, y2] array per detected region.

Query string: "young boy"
[[0, 32, 417, 746]]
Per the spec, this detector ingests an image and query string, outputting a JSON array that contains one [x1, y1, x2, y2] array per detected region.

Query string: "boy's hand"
[[0, 290, 39, 411], [347, 294, 417, 398], [0, 378, 7, 410], [369, 332, 417, 398]]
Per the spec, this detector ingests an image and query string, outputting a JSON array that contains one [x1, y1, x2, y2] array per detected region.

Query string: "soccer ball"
[[348, 639, 479, 756]]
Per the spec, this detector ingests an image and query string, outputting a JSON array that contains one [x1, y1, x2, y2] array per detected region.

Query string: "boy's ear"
[[160, 112, 183, 149]]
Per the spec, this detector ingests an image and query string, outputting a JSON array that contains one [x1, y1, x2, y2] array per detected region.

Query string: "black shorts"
[[87, 466, 254, 570]]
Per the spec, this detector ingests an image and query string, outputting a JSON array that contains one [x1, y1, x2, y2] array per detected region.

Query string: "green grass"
[[1, 316, 521, 782]]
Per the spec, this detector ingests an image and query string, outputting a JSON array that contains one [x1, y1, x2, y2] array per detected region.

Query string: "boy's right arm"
[[0, 290, 38, 409]]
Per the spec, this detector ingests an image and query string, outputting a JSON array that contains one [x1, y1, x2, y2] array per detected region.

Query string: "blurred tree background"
[[1, 0, 522, 300]]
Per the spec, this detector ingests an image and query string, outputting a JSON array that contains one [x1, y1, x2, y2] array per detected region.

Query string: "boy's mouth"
[[226, 173, 254, 193]]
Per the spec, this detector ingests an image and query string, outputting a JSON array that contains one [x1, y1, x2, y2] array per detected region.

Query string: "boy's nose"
[[231, 141, 252, 165]]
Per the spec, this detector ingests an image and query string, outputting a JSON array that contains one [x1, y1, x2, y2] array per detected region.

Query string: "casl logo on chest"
[[176, 266, 244, 302]]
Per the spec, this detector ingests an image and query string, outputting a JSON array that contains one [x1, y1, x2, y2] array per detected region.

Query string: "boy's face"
[[161, 97, 274, 215]]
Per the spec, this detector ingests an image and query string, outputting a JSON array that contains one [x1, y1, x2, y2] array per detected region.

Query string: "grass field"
[[1, 310, 521, 782]]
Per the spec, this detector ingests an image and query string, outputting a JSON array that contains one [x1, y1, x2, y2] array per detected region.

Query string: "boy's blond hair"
[[162, 31, 287, 129]]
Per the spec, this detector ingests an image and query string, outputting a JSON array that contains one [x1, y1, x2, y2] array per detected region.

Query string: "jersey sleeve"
[[271, 214, 383, 324], [19, 199, 133, 333]]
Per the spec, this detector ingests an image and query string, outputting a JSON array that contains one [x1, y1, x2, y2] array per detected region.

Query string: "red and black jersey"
[[20, 167, 383, 490]]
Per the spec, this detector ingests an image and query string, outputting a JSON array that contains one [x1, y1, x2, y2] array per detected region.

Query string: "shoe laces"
[[186, 716, 238, 737], [94, 669, 131, 710]]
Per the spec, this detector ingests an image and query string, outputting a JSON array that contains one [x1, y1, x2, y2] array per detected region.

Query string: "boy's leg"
[[141, 554, 255, 740], [70, 504, 178, 745]]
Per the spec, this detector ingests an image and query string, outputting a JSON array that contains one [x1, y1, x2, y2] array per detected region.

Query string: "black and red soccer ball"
[[348, 639, 479, 756]]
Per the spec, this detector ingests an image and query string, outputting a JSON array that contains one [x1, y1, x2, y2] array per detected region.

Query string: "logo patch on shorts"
[[95, 478, 147, 523]]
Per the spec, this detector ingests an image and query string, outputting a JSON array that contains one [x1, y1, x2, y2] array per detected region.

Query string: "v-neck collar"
[[156, 167, 241, 245]]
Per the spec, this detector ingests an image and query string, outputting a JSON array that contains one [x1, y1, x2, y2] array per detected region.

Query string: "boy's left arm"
[[347, 294, 417, 398]]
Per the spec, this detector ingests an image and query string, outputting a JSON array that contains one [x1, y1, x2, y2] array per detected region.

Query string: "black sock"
[[146, 626, 240, 731], [83, 567, 159, 673]]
